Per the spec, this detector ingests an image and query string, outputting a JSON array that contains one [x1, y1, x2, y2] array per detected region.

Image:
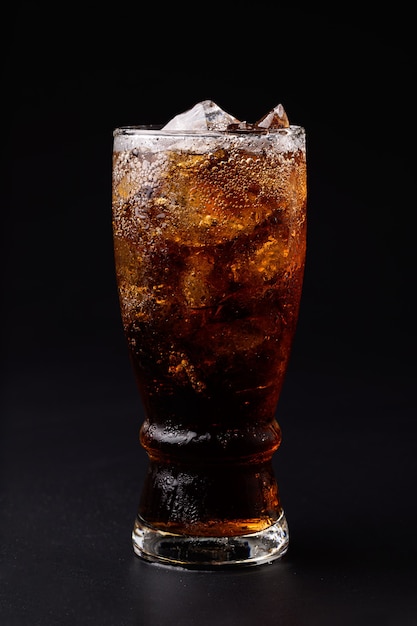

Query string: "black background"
[[2, 3, 416, 625]]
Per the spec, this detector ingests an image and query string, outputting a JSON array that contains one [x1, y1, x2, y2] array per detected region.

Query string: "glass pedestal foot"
[[132, 512, 289, 569]]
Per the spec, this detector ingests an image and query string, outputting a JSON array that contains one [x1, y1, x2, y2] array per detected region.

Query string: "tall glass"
[[112, 124, 307, 567]]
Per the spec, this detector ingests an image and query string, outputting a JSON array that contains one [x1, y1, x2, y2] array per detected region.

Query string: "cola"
[[112, 102, 307, 566]]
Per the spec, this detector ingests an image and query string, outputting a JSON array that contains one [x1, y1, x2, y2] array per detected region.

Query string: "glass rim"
[[113, 124, 305, 138]]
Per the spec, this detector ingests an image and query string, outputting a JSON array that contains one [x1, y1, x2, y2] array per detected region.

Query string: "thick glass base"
[[132, 512, 289, 569]]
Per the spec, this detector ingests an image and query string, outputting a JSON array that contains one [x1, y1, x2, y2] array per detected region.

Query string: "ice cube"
[[162, 100, 240, 131], [256, 104, 290, 129]]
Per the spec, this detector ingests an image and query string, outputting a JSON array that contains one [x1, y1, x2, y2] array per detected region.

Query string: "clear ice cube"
[[162, 100, 240, 131], [256, 104, 290, 129]]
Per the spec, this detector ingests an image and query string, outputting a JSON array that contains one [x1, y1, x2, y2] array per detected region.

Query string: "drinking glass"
[[112, 122, 306, 567]]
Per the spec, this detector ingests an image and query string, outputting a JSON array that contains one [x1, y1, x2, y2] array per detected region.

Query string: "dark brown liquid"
[[112, 135, 306, 536]]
